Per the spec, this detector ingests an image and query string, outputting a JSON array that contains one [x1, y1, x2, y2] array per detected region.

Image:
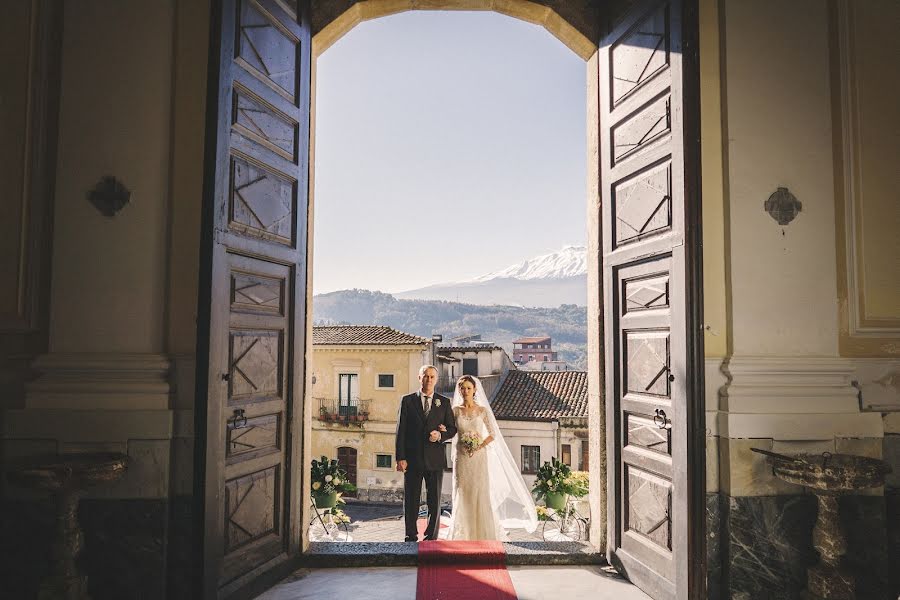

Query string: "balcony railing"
[[316, 397, 371, 425]]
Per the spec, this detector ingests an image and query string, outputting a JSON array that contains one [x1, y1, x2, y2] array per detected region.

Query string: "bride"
[[442, 374, 538, 540]]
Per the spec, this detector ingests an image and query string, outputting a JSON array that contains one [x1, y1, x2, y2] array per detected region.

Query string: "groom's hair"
[[418, 364, 437, 377]]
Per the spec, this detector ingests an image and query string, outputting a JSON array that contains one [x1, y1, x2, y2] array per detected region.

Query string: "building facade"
[[435, 342, 515, 400], [491, 371, 589, 489], [512, 336, 558, 365], [310, 326, 429, 502]]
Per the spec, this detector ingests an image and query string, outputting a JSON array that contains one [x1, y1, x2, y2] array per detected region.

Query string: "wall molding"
[[848, 357, 900, 412], [0, 0, 61, 334], [834, 0, 900, 338], [25, 352, 172, 410], [716, 356, 884, 440]]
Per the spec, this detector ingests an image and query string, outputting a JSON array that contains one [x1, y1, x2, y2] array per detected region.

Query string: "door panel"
[[600, 1, 703, 599], [337, 447, 358, 497], [196, 0, 310, 598]]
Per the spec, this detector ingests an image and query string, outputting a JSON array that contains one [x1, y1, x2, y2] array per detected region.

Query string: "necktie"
[[423, 396, 431, 415]]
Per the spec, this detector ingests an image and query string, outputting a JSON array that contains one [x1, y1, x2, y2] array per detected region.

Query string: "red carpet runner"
[[416, 541, 517, 600]]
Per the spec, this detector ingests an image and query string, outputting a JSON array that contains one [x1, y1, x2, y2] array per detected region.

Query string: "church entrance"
[[192, 1, 705, 599]]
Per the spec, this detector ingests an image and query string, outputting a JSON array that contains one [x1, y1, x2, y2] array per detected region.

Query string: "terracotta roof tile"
[[437, 346, 504, 352], [312, 326, 428, 346], [491, 370, 587, 421]]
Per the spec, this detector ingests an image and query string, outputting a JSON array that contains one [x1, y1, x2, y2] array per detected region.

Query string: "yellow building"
[[310, 326, 429, 502]]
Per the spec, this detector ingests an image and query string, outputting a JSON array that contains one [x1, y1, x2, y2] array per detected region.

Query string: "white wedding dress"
[[446, 377, 538, 541], [448, 406, 506, 541]]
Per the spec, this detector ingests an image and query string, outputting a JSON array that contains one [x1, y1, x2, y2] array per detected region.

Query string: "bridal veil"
[[450, 376, 538, 533]]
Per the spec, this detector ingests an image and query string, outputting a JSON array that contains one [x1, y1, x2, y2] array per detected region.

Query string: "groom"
[[395, 365, 457, 541]]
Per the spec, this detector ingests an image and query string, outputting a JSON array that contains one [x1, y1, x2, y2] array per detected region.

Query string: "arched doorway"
[[193, 1, 705, 599]]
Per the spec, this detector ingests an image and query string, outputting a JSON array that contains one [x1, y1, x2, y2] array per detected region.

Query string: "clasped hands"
[[428, 424, 448, 443]]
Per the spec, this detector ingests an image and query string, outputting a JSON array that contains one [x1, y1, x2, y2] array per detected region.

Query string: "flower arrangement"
[[311, 455, 357, 506], [531, 457, 589, 504], [459, 432, 482, 456], [329, 507, 351, 523]]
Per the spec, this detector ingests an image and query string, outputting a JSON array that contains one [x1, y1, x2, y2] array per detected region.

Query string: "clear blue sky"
[[313, 11, 586, 294]]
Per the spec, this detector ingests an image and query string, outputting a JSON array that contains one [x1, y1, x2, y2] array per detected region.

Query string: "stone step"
[[301, 541, 605, 568]]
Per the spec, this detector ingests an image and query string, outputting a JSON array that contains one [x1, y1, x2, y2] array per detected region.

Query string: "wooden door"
[[599, 1, 704, 598], [337, 447, 358, 497], [195, 0, 311, 598]]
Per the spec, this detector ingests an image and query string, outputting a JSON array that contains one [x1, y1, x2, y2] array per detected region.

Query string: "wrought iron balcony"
[[316, 397, 371, 425]]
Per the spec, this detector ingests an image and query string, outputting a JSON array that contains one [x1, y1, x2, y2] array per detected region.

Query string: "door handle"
[[230, 408, 248, 429], [653, 408, 669, 429]]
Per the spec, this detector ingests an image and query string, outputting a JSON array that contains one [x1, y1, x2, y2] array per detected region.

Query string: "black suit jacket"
[[395, 391, 457, 471]]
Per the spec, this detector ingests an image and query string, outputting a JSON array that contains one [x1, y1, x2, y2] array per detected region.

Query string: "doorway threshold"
[[301, 541, 605, 568]]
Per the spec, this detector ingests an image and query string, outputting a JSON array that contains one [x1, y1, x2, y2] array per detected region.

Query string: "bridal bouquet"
[[459, 432, 482, 456]]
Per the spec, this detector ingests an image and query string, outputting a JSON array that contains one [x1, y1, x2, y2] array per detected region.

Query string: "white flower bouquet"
[[460, 432, 482, 456]]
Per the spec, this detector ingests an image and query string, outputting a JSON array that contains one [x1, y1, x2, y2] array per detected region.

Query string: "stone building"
[[434, 341, 515, 399], [310, 325, 429, 502], [491, 370, 589, 489], [0, 1, 897, 599], [512, 336, 558, 365]]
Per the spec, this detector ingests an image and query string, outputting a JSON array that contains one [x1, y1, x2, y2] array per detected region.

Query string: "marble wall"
[[707, 494, 890, 600], [0, 498, 172, 599]]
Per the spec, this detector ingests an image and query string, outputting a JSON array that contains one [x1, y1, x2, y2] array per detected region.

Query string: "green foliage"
[[313, 290, 588, 369], [310, 455, 357, 496], [531, 457, 589, 502]]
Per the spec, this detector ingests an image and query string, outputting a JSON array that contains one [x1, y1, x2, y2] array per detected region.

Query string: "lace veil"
[[449, 376, 538, 532]]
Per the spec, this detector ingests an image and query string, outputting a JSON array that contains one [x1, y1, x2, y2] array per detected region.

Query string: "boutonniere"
[[435, 398, 442, 407]]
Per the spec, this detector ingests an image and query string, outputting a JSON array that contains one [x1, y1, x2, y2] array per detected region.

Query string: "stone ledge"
[[301, 541, 604, 568], [503, 541, 604, 565]]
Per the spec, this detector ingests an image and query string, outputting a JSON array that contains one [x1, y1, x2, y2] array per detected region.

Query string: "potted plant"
[[318, 406, 328, 421], [360, 411, 369, 422], [310, 455, 356, 508], [532, 457, 589, 510]]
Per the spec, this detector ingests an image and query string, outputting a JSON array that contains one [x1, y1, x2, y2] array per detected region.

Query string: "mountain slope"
[[313, 289, 588, 369], [472, 245, 587, 281], [395, 245, 587, 307]]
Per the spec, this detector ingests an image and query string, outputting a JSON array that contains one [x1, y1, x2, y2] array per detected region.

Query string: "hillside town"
[[310, 326, 587, 510]]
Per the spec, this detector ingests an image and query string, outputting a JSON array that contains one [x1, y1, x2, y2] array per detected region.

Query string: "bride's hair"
[[456, 375, 478, 396]]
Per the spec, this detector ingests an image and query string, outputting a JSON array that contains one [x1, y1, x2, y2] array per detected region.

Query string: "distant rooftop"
[[491, 370, 587, 421], [513, 336, 552, 344], [312, 326, 428, 346], [453, 334, 482, 343], [438, 345, 504, 352]]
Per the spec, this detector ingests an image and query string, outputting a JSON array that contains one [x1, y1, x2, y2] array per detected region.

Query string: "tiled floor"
[[255, 566, 650, 600]]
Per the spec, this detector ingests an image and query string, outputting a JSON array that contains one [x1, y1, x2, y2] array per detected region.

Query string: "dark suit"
[[395, 390, 457, 541]]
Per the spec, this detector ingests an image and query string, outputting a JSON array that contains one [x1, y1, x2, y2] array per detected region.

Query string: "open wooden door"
[[195, 0, 311, 598], [599, 0, 704, 599]]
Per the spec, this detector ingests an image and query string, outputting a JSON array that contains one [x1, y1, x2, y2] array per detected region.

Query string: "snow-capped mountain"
[[471, 245, 587, 282], [394, 246, 587, 308]]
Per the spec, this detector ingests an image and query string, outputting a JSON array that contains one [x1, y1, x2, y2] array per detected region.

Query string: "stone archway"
[[310, 0, 599, 58], [303, 0, 609, 552]]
